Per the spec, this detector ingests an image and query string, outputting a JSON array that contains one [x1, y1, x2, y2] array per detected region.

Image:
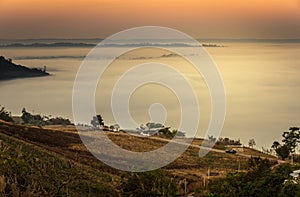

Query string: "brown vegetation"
[[0, 120, 280, 195]]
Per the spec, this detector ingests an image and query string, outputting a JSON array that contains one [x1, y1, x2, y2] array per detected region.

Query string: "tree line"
[[271, 127, 300, 161], [0, 105, 72, 126]]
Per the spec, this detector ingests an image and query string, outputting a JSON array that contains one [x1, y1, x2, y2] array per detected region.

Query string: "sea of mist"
[[0, 39, 299, 150]]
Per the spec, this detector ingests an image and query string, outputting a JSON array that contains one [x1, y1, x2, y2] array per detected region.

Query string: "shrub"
[[0, 106, 13, 123], [207, 157, 295, 196], [120, 170, 178, 196]]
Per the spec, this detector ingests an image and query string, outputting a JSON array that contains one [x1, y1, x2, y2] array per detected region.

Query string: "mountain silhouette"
[[0, 56, 49, 81]]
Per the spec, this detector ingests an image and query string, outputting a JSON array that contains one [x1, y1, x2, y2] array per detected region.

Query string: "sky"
[[0, 0, 300, 39]]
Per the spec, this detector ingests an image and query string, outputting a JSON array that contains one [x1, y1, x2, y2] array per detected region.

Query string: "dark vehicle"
[[225, 149, 237, 154]]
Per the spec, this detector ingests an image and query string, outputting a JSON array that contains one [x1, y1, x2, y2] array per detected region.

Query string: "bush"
[[275, 145, 290, 160], [159, 128, 177, 138], [0, 106, 13, 123], [216, 137, 241, 146], [21, 108, 46, 126], [280, 181, 300, 197], [207, 158, 295, 197], [46, 117, 72, 125], [120, 170, 178, 196], [294, 155, 300, 163], [21, 108, 73, 126]]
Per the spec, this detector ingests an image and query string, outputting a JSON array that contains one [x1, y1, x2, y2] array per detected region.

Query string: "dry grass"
[[241, 147, 277, 158], [0, 121, 264, 173], [0, 120, 280, 195]]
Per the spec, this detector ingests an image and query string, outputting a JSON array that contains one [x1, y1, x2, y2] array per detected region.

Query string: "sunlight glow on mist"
[[0, 0, 300, 38]]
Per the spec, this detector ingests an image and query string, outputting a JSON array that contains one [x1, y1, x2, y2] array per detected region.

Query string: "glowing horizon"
[[0, 0, 300, 39]]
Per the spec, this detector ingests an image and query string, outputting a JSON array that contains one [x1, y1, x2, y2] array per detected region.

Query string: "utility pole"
[[184, 178, 187, 196], [207, 167, 210, 186]]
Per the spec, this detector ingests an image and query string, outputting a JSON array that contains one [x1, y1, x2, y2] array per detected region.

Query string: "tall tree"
[[282, 127, 300, 154], [96, 115, 104, 126], [91, 114, 104, 129], [208, 135, 217, 143], [271, 141, 280, 150], [21, 108, 44, 126], [0, 106, 13, 122], [275, 145, 290, 160]]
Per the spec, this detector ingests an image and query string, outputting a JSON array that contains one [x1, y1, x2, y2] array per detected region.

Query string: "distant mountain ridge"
[[0, 38, 299, 47], [0, 42, 224, 48], [0, 56, 49, 81], [0, 42, 95, 48]]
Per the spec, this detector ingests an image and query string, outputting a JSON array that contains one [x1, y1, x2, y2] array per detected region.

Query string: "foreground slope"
[[0, 131, 118, 196], [0, 120, 280, 196]]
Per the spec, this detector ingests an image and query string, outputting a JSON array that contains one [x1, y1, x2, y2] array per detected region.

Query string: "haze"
[[1, 0, 300, 39]]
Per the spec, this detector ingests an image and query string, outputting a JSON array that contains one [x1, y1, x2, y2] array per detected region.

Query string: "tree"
[[272, 141, 281, 150], [175, 130, 185, 137], [46, 117, 72, 125], [109, 125, 115, 132], [280, 180, 300, 197], [248, 139, 256, 148], [91, 116, 98, 129], [120, 170, 178, 196], [208, 135, 217, 143], [207, 157, 287, 197], [247, 157, 272, 175], [275, 145, 290, 160], [109, 124, 120, 132], [271, 141, 281, 155], [21, 108, 45, 126], [216, 137, 241, 146], [146, 122, 164, 129], [113, 124, 120, 132], [96, 115, 104, 126], [159, 127, 175, 138], [0, 106, 13, 122], [91, 114, 104, 129], [282, 127, 300, 154]]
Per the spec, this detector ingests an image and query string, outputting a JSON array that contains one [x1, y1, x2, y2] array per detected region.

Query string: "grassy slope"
[[0, 131, 118, 196], [0, 120, 278, 196]]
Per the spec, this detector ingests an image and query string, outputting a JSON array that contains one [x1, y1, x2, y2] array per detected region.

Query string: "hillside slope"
[[0, 131, 118, 196], [0, 120, 280, 196]]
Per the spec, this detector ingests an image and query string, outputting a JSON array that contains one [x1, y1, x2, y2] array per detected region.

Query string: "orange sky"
[[0, 0, 300, 38]]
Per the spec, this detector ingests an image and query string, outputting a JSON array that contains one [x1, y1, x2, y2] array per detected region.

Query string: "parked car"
[[140, 132, 150, 137], [225, 149, 237, 154]]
